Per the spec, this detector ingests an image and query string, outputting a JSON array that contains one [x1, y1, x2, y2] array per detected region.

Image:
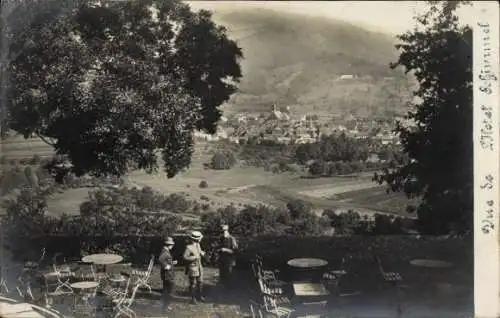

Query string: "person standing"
[[217, 224, 238, 288], [158, 237, 177, 313], [183, 230, 205, 304]]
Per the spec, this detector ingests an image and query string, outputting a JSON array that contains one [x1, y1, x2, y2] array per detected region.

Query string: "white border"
[[473, 2, 500, 318]]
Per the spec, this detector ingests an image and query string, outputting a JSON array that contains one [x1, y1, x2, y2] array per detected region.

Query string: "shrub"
[[200, 195, 210, 201], [210, 151, 237, 170], [286, 199, 312, 219], [24, 166, 39, 188], [349, 161, 365, 173], [288, 213, 325, 236], [3, 189, 48, 253], [309, 160, 326, 176], [1, 166, 28, 195], [0, 156, 7, 164], [29, 154, 42, 165], [199, 180, 208, 188]]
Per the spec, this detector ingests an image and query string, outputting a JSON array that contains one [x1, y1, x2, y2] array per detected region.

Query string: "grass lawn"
[[5, 136, 414, 218], [46, 187, 94, 217]]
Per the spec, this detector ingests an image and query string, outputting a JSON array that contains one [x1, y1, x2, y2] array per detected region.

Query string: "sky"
[[187, 1, 476, 35]]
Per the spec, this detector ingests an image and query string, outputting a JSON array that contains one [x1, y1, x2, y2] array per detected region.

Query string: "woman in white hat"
[[183, 230, 206, 304], [158, 237, 177, 313]]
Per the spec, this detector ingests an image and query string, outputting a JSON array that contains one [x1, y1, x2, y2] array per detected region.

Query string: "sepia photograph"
[[0, 0, 495, 317]]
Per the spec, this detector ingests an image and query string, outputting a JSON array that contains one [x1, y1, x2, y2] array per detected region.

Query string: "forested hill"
[[204, 7, 415, 117]]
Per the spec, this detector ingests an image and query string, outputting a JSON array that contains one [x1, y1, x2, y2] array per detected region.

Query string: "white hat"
[[189, 230, 203, 241]]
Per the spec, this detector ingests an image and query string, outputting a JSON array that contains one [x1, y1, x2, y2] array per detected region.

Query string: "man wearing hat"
[[217, 224, 238, 288], [158, 237, 177, 313], [183, 230, 205, 304]]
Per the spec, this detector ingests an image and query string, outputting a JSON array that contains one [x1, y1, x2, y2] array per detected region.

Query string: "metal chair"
[[112, 283, 139, 318], [16, 248, 46, 301], [376, 255, 406, 318], [102, 276, 130, 302], [257, 278, 291, 307], [0, 265, 10, 294], [73, 302, 97, 317], [249, 299, 264, 318], [262, 294, 294, 318], [130, 255, 154, 293]]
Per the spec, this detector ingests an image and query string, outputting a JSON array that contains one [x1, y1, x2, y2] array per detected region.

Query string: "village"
[[195, 104, 402, 146]]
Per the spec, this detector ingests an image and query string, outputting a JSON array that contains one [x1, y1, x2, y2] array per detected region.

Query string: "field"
[[1, 137, 416, 219]]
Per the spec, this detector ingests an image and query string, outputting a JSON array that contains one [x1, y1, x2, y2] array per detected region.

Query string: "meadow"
[[1, 137, 416, 219]]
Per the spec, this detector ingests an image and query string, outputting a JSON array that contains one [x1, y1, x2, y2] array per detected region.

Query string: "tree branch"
[[35, 133, 56, 147]]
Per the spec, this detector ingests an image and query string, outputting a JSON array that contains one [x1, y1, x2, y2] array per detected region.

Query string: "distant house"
[[339, 74, 354, 80], [366, 153, 381, 163]]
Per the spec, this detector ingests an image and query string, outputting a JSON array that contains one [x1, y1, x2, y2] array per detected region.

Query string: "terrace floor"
[[11, 264, 471, 318]]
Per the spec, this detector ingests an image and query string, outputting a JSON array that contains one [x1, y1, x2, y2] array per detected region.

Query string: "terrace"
[[0, 235, 473, 318]]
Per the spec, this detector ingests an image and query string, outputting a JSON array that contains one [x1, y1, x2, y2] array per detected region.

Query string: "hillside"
[[205, 8, 414, 117]]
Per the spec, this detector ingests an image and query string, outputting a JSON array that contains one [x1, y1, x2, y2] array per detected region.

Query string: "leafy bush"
[[1, 166, 28, 195], [3, 189, 49, 254], [286, 199, 312, 219], [24, 166, 39, 188], [0, 156, 7, 164], [210, 151, 237, 170], [199, 180, 208, 188], [29, 154, 42, 165]]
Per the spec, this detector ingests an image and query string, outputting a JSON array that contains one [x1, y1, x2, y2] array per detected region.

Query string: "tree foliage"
[[210, 150, 237, 170], [7, 0, 242, 178], [294, 133, 369, 165], [375, 1, 472, 234]]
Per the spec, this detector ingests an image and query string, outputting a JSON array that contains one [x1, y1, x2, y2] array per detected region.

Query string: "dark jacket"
[[218, 234, 238, 266], [158, 247, 175, 281]]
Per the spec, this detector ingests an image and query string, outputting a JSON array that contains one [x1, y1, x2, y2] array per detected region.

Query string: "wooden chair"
[[130, 255, 154, 293]]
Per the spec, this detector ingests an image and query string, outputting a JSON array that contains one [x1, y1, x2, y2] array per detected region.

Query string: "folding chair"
[[112, 283, 139, 318], [130, 255, 154, 293], [0, 266, 9, 294], [257, 278, 291, 306], [249, 299, 264, 318], [262, 294, 294, 318], [73, 302, 97, 317], [376, 255, 406, 318], [17, 247, 46, 300], [255, 255, 279, 281], [102, 276, 131, 303]]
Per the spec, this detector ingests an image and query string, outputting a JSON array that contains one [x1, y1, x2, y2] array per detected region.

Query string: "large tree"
[[6, 0, 242, 178], [1, 0, 83, 138], [375, 1, 472, 234]]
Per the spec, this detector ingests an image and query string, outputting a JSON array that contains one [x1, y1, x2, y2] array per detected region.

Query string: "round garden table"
[[82, 254, 123, 273], [410, 259, 453, 292], [287, 258, 328, 268], [70, 281, 99, 307], [287, 258, 328, 282], [409, 259, 453, 268]]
